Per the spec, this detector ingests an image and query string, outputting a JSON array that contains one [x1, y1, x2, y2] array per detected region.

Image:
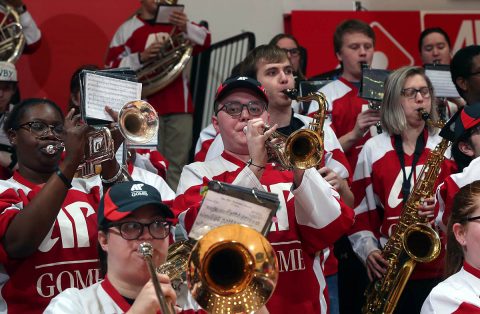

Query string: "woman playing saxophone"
[[348, 66, 457, 313]]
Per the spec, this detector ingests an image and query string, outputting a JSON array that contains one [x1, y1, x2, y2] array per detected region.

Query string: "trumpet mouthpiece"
[[243, 126, 247, 134], [139, 242, 153, 258]]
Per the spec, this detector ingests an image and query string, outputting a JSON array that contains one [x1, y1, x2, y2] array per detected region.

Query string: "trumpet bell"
[[187, 224, 278, 314], [118, 100, 159, 144]]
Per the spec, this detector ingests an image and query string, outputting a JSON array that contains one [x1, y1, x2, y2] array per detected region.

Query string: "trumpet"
[[139, 242, 177, 314], [53, 100, 159, 178]]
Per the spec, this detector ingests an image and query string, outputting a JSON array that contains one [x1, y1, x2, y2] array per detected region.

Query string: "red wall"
[[16, 1, 138, 111], [286, 11, 480, 77]]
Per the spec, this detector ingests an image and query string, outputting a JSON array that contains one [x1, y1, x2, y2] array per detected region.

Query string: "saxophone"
[[362, 109, 449, 314]]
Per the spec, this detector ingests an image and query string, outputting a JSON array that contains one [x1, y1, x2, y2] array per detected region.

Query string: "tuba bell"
[[0, 1, 25, 63], [157, 224, 279, 314], [136, 0, 193, 98]]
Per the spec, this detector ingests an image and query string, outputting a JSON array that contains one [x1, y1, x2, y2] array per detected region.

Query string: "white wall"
[[183, 0, 480, 45]]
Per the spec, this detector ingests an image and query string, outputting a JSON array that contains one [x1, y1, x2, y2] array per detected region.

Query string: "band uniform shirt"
[[105, 14, 211, 116], [435, 155, 480, 233], [0, 171, 102, 314], [308, 77, 375, 171], [174, 151, 355, 314], [348, 130, 456, 280], [420, 262, 480, 314]]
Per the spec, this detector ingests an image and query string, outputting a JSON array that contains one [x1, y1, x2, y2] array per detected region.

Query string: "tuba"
[[0, 1, 25, 63], [46, 100, 159, 178], [362, 109, 447, 314], [158, 224, 279, 314], [136, 0, 193, 97], [265, 90, 328, 170]]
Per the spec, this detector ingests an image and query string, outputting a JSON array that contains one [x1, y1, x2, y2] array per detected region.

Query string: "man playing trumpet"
[[174, 76, 355, 314]]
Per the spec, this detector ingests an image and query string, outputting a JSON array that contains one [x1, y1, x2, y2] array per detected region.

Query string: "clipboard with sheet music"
[[188, 181, 279, 241]]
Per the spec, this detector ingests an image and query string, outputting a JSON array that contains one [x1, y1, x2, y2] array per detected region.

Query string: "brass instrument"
[[266, 90, 328, 170], [136, 0, 193, 97], [158, 224, 279, 314], [46, 100, 159, 178], [139, 242, 176, 314], [362, 109, 448, 314], [0, 2, 25, 63]]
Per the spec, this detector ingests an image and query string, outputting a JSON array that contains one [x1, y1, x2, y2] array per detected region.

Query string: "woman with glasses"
[[348, 66, 457, 313], [269, 34, 306, 82], [45, 181, 179, 313], [421, 180, 480, 313], [0, 98, 126, 313]]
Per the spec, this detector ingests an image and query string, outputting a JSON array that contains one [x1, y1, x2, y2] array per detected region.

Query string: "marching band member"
[[349, 66, 457, 313], [451, 45, 480, 107], [174, 76, 354, 314], [307, 19, 380, 172], [421, 181, 480, 313], [45, 181, 178, 314], [105, 0, 211, 190], [0, 98, 122, 313]]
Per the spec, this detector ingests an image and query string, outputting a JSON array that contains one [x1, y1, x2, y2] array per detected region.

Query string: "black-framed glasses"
[[215, 101, 267, 117], [463, 215, 480, 223], [17, 121, 65, 139], [401, 87, 431, 99], [281, 48, 300, 56], [107, 220, 171, 240]]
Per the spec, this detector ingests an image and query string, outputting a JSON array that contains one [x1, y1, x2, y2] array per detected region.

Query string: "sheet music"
[[425, 67, 460, 98], [84, 73, 142, 122], [155, 4, 184, 24], [189, 190, 274, 240]]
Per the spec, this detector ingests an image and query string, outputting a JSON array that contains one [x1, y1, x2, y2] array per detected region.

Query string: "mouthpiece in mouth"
[[282, 89, 299, 100], [43, 143, 65, 155], [243, 126, 248, 134]]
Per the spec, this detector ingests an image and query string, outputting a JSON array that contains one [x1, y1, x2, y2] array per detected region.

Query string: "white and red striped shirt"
[[421, 262, 480, 314], [174, 151, 355, 314]]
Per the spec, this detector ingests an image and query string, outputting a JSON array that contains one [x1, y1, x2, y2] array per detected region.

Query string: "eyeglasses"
[[281, 48, 300, 57], [462, 215, 480, 223], [401, 87, 431, 99], [17, 121, 65, 139], [216, 101, 267, 117], [107, 220, 171, 240]]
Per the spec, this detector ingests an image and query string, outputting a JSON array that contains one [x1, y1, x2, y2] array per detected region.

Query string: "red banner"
[[287, 10, 480, 78]]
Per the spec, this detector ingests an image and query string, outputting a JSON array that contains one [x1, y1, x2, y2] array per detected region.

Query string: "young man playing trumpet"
[[45, 181, 179, 314], [174, 76, 355, 314]]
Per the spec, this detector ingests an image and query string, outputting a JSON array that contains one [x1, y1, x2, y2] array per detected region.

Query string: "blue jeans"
[[326, 274, 339, 314]]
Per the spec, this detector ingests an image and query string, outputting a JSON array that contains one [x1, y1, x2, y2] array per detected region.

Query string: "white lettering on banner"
[[276, 248, 305, 272], [453, 20, 480, 52], [387, 165, 423, 209], [266, 183, 292, 232], [38, 201, 96, 252], [36, 268, 100, 298]]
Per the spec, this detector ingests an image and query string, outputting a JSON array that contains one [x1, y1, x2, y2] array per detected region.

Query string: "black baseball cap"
[[441, 103, 480, 142], [214, 76, 269, 107], [98, 181, 174, 229]]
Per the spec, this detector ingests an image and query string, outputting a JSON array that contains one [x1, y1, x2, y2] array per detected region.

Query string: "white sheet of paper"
[[84, 73, 142, 121], [425, 68, 461, 98], [155, 4, 184, 24], [188, 190, 273, 240]]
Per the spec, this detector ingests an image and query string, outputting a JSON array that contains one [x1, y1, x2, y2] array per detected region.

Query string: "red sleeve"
[[0, 188, 26, 262], [194, 139, 214, 162]]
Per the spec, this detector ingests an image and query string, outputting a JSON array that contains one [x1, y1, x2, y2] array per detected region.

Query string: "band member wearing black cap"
[[435, 104, 480, 232], [45, 181, 178, 314], [175, 76, 354, 314]]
